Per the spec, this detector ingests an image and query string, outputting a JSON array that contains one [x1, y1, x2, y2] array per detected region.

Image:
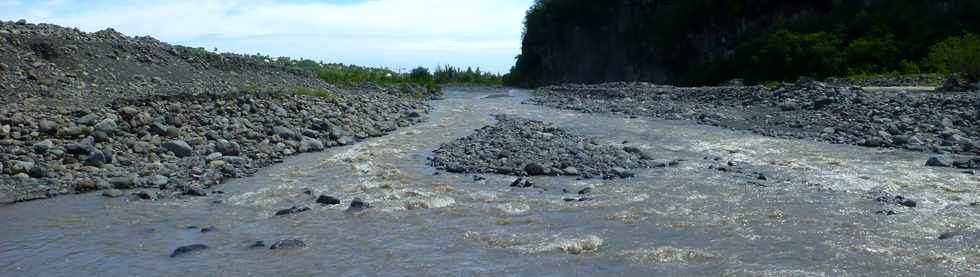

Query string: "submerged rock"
[[170, 244, 208, 258], [269, 239, 306, 250], [316, 195, 341, 206], [275, 206, 310, 216]]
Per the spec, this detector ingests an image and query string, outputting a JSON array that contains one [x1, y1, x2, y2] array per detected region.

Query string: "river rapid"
[[1, 87, 978, 276]]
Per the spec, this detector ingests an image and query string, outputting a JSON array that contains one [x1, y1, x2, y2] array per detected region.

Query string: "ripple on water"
[[462, 231, 603, 255], [617, 246, 722, 265]]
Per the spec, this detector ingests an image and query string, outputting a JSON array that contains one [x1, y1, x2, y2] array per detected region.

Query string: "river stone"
[[562, 166, 580, 176], [524, 163, 547, 176], [214, 140, 241, 156], [299, 137, 324, 153], [37, 120, 58, 134], [102, 189, 125, 198], [316, 195, 341, 205], [272, 126, 298, 140], [94, 118, 117, 135], [27, 164, 47, 178], [149, 175, 169, 187], [269, 239, 306, 250], [65, 143, 92, 155], [275, 206, 310, 216], [170, 244, 208, 258], [346, 198, 371, 212], [137, 190, 158, 200], [162, 140, 193, 157], [926, 156, 953, 167], [84, 150, 108, 166], [76, 113, 99, 125], [33, 140, 53, 154], [109, 175, 138, 189]]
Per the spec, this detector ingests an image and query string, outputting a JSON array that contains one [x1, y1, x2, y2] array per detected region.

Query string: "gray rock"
[[162, 140, 193, 157], [299, 137, 324, 153], [65, 143, 92, 155], [136, 190, 158, 200], [109, 175, 138, 189], [316, 195, 341, 205], [346, 198, 371, 213], [149, 175, 169, 187], [94, 118, 117, 135], [272, 126, 298, 140], [102, 189, 125, 198], [524, 163, 547, 176], [76, 113, 100, 126], [336, 136, 354, 145], [562, 166, 580, 176], [206, 152, 223, 161], [611, 167, 632, 178], [37, 120, 58, 134], [269, 239, 306, 250], [32, 140, 54, 154], [926, 156, 953, 167], [170, 244, 208, 258], [27, 164, 47, 178], [822, 127, 836, 134], [10, 160, 35, 175], [149, 122, 170, 136], [214, 140, 241, 156], [84, 150, 108, 166]]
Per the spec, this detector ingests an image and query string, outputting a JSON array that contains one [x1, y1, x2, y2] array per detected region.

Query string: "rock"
[[407, 111, 422, 118], [206, 152, 223, 161], [299, 137, 324, 153], [895, 196, 917, 208], [32, 140, 54, 154], [269, 239, 306, 250], [65, 143, 92, 155], [10, 161, 35, 175], [37, 120, 58, 134], [346, 198, 371, 212], [214, 140, 241, 156], [938, 232, 960, 240], [272, 126, 298, 140], [562, 167, 580, 176], [136, 190, 158, 200], [578, 187, 593, 195], [822, 127, 836, 134], [84, 150, 108, 166], [27, 164, 47, 178], [162, 140, 193, 157], [316, 195, 341, 205], [183, 187, 208, 197], [102, 189, 125, 198], [200, 226, 217, 233], [77, 179, 98, 191], [524, 163, 547, 176], [249, 241, 266, 248], [170, 244, 208, 258], [937, 75, 964, 92], [509, 177, 534, 188], [610, 167, 632, 178], [76, 113, 100, 126], [953, 158, 980, 169], [109, 176, 138, 189], [149, 122, 170, 136], [275, 206, 310, 216], [94, 119, 117, 135], [926, 156, 953, 167]]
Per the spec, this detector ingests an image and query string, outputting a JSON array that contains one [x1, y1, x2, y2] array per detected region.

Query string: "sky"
[[0, 0, 534, 73]]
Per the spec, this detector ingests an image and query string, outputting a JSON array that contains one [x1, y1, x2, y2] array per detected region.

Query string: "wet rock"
[[610, 167, 632, 178], [275, 206, 310, 216], [200, 226, 217, 233], [316, 195, 341, 206], [299, 137, 324, 152], [75, 113, 100, 126], [162, 140, 193, 157], [524, 163, 547, 176], [102, 189, 125, 198], [952, 158, 980, 169], [578, 187, 592, 195], [346, 198, 370, 212], [37, 120, 58, 134], [65, 143, 92, 155], [84, 149, 108, 166], [170, 244, 208, 258], [272, 126, 298, 140], [183, 187, 208, 197], [896, 196, 917, 208], [938, 232, 960, 240], [109, 175, 138, 189], [249, 241, 266, 248], [925, 156, 953, 167], [136, 190, 158, 200], [32, 140, 53, 154], [27, 164, 47, 178], [510, 177, 534, 188], [269, 239, 306, 250], [562, 166, 580, 176]]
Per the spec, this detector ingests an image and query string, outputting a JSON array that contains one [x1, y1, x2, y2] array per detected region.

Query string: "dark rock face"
[[170, 244, 208, 258], [431, 115, 654, 178]]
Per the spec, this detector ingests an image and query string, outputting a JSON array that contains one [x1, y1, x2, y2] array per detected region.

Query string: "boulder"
[[926, 156, 953, 167], [170, 244, 208, 258], [524, 163, 547, 176], [94, 119, 117, 135], [162, 140, 193, 157], [299, 137, 324, 153], [316, 195, 341, 205]]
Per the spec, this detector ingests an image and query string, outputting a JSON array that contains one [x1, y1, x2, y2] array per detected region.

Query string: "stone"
[[272, 126, 298, 140], [346, 198, 371, 212], [109, 175, 138, 189], [75, 113, 100, 126], [136, 190, 158, 200], [162, 140, 193, 157], [183, 187, 207, 197], [524, 163, 547, 176], [316, 195, 341, 205], [27, 164, 47, 178], [578, 187, 593, 195], [84, 150, 108, 166], [299, 137, 324, 153], [32, 140, 53, 154], [94, 118, 117, 135], [214, 140, 241, 156], [562, 166, 580, 176], [926, 156, 953, 167], [37, 120, 58, 134], [275, 206, 310, 216], [822, 127, 836, 134], [149, 122, 170, 136], [77, 179, 98, 191], [249, 241, 266, 248], [149, 175, 169, 187], [206, 152, 223, 161], [509, 177, 534, 188], [611, 167, 632, 178], [65, 143, 92, 155], [170, 244, 208, 258], [102, 189, 125, 198], [269, 239, 306, 250]]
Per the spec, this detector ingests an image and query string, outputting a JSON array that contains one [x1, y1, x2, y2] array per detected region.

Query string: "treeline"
[[263, 56, 504, 88], [508, 0, 980, 87]]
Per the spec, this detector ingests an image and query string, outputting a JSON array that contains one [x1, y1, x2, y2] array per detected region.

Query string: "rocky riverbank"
[[430, 115, 666, 179], [0, 21, 433, 203], [529, 81, 980, 165]]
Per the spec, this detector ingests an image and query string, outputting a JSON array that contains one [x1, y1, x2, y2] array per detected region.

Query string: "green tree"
[[927, 33, 980, 81]]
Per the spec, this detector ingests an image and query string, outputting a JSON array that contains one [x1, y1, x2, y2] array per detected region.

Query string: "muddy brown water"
[[1, 88, 978, 276]]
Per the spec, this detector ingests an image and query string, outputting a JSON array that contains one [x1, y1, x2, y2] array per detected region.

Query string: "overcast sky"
[[1, 0, 533, 73]]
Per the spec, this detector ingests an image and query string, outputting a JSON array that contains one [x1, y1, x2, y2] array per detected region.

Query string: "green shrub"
[[927, 33, 980, 81]]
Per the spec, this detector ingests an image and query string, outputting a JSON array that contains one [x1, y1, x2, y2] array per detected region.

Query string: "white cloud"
[[18, 0, 531, 72]]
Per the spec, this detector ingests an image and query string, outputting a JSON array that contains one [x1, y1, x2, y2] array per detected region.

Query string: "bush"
[[927, 33, 980, 81]]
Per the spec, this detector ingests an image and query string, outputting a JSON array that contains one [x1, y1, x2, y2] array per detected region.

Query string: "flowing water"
[[2, 88, 979, 276]]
